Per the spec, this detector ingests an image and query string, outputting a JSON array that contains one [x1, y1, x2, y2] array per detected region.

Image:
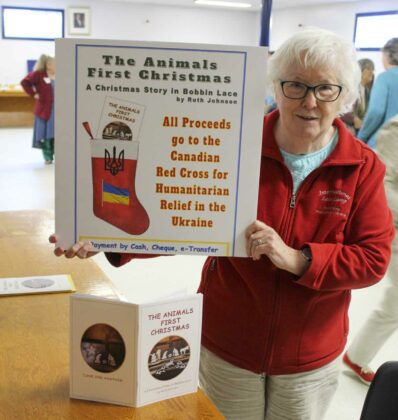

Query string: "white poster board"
[[55, 39, 267, 256]]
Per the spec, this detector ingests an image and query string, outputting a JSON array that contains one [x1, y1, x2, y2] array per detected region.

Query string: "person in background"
[[49, 28, 395, 420], [264, 93, 277, 114], [21, 54, 55, 164], [357, 38, 398, 149], [264, 51, 277, 114], [343, 113, 398, 386], [341, 58, 374, 135]]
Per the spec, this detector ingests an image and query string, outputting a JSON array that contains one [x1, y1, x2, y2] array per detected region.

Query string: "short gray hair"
[[382, 38, 398, 66], [267, 27, 361, 113]]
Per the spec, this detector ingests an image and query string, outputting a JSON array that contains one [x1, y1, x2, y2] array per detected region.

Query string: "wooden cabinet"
[[0, 90, 34, 127]]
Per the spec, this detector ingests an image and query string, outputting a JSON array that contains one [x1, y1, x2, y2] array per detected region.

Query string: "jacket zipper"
[[261, 160, 334, 371], [262, 163, 295, 372], [289, 193, 296, 208], [266, 206, 297, 370]]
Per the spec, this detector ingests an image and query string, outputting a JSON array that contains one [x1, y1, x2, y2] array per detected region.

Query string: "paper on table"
[[0, 274, 75, 296]]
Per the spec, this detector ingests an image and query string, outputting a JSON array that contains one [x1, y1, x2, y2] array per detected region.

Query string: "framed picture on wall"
[[68, 7, 90, 35]]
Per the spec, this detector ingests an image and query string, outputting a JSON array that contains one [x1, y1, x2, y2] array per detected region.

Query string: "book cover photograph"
[[55, 38, 267, 257], [70, 293, 203, 407]]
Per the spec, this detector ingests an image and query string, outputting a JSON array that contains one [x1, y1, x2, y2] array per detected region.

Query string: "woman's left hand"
[[245, 220, 309, 276]]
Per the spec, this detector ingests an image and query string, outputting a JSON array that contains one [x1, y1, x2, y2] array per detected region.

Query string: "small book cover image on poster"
[[82, 96, 149, 236], [0, 274, 75, 296], [96, 96, 145, 143], [70, 293, 203, 407]]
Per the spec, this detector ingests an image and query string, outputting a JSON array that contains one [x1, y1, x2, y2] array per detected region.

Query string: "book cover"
[[0, 274, 75, 296], [70, 293, 203, 407]]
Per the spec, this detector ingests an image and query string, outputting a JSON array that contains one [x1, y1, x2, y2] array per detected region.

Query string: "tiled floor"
[[2, 127, 397, 419]]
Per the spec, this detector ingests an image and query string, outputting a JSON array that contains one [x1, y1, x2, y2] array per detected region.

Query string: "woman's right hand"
[[49, 234, 98, 259]]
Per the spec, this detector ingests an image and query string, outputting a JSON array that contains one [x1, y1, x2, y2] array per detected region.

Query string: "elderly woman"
[[51, 28, 394, 420]]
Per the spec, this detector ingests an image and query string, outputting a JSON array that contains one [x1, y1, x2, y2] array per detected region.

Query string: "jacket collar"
[[261, 109, 364, 165]]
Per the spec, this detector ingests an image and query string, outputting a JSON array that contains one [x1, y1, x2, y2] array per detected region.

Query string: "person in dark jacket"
[[21, 54, 55, 164], [50, 28, 394, 420]]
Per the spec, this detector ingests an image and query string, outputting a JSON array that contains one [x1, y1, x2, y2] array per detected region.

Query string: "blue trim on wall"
[[353, 10, 398, 51]]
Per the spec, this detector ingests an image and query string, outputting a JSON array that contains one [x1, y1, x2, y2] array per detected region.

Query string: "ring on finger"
[[255, 239, 263, 246]]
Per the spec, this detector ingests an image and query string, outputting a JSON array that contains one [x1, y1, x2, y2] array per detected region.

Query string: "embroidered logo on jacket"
[[316, 190, 351, 218]]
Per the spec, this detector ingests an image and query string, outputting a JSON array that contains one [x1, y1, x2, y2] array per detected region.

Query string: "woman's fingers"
[[49, 234, 66, 256], [48, 233, 58, 244], [49, 234, 97, 259], [64, 242, 82, 258], [245, 220, 269, 256], [76, 243, 97, 259], [53, 247, 65, 257]]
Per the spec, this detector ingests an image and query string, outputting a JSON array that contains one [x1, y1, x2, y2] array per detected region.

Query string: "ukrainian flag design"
[[102, 182, 129, 205]]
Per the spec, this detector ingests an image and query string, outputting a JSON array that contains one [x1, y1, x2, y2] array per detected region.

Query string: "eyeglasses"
[[280, 81, 343, 102]]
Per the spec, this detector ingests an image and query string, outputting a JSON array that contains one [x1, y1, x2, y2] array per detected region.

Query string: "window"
[[1, 6, 64, 41], [354, 10, 398, 51]]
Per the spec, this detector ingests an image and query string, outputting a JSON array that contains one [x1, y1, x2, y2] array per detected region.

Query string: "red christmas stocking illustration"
[[84, 122, 149, 235]]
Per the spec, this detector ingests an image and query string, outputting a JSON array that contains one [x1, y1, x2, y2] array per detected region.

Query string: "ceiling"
[[106, 0, 362, 12]]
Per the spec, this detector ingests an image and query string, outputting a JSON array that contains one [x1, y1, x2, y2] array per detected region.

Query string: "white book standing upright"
[[70, 292, 203, 407]]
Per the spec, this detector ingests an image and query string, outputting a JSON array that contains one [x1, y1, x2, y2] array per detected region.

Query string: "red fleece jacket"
[[107, 110, 394, 374], [21, 70, 53, 121]]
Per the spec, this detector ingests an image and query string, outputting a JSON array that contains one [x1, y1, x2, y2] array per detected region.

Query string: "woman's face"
[[382, 52, 390, 70], [361, 68, 373, 86], [274, 67, 343, 144], [46, 59, 55, 74]]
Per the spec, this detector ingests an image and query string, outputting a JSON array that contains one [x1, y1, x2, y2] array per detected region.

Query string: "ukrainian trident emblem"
[[104, 146, 125, 176]]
